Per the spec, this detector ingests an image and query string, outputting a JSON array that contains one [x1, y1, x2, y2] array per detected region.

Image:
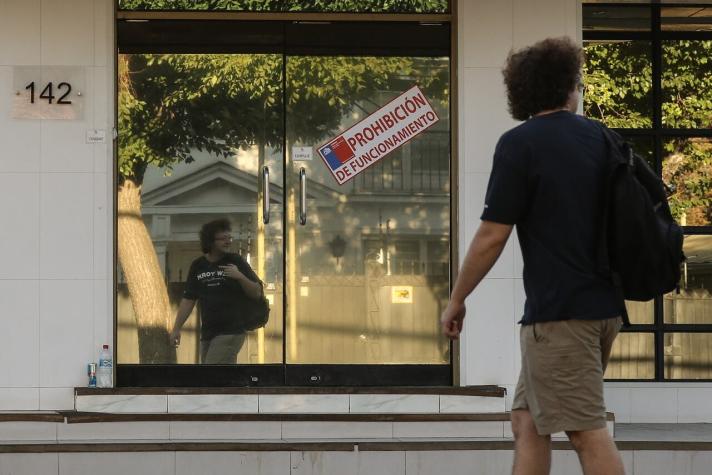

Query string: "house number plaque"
[[11, 66, 85, 120]]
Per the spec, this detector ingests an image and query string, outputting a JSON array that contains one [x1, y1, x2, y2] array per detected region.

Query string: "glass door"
[[284, 55, 452, 384], [116, 52, 285, 385], [116, 20, 452, 386]]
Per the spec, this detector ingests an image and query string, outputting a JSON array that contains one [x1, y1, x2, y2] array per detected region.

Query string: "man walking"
[[441, 37, 626, 475]]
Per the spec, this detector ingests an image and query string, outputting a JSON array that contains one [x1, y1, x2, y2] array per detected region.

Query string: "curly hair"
[[199, 218, 231, 254], [502, 37, 583, 121]]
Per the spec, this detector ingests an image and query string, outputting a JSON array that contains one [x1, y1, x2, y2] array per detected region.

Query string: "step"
[[0, 439, 708, 475], [0, 411, 614, 443], [74, 386, 506, 414], [0, 422, 706, 475]]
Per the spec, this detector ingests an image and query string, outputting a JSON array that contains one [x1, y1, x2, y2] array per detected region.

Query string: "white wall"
[[456, 0, 581, 403], [0, 0, 113, 410]]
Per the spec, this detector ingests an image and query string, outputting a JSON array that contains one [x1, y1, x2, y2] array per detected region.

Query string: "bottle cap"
[[103, 344, 109, 349]]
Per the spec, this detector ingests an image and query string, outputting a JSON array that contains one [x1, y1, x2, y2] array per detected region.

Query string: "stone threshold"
[[0, 439, 708, 454], [0, 411, 614, 424], [74, 386, 507, 414], [0, 413, 64, 423], [75, 385, 505, 397], [59, 411, 615, 424]]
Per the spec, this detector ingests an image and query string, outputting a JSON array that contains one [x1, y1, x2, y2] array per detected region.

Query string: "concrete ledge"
[[0, 439, 710, 453], [60, 411, 614, 423], [74, 387, 508, 414], [0, 413, 64, 423]]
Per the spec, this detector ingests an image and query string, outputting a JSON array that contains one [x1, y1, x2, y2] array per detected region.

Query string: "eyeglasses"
[[214, 235, 233, 242]]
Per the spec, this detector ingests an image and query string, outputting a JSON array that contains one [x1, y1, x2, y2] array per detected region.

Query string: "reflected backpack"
[[597, 127, 685, 321]]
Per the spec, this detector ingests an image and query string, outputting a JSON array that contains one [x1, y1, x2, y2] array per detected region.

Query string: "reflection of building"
[[119, 129, 451, 365]]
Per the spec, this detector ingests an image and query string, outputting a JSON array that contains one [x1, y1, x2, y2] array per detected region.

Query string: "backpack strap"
[[598, 126, 632, 328]]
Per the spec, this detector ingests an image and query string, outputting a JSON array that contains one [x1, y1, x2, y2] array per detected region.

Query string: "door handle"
[[262, 166, 270, 224], [299, 167, 307, 225]]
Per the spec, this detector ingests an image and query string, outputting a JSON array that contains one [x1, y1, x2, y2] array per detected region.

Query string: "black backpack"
[[597, 127, 685, 322]]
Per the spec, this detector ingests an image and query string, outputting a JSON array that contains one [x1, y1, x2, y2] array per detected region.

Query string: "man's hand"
[[441, 300, 466, 339], [169, 327, 181, 347], [220, 264, 244, 281]]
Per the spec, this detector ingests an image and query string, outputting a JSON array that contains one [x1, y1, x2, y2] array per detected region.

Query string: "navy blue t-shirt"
[[183, 253, 261, 340], [481, 111, 624, 325]]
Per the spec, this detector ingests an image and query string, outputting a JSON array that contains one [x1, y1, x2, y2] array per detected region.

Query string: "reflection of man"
[[441, 38, 625, 474], [170, 218, 263, 364]]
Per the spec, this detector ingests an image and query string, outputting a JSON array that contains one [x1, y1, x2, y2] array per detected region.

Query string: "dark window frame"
[[114, 15, 455, 387], [116, 0, 452, 15], [584, 2, 712, 382]]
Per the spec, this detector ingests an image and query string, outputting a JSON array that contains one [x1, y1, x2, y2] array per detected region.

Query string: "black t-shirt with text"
[[183, 253, 262, 341], [481, 111, 624, 325]]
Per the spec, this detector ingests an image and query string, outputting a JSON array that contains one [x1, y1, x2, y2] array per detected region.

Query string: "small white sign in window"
[[292, 146, 313, 161], [86, 129, 106, 144]]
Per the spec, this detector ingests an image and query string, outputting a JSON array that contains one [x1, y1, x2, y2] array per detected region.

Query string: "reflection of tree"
[[584, 41, 653, 129], [663, 138, 712, 225], [584, 40, 712, 225], [119, 0, 448, 12], [119, 52, 448, 363]]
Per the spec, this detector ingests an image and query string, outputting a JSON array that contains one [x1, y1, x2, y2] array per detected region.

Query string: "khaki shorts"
[[512, 316, 622, 435], [200, 333, 246, 364]]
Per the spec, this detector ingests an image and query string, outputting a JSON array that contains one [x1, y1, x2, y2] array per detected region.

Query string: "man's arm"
[[220, 264, 263, 299], [441, 220, 513, 339]]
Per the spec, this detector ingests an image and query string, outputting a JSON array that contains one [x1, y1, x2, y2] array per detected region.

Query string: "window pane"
[[583, 40, 653, 128], [117, 53, 285, 365], [605, 332, 655, 380], [662, 137, 712, 226], [583, 5, 651, 32], [664, 333, 712, 379], [662, 40, 712, 128], [285, 55, 451, 365], [665, 234, 712, 324], [623, 135, 655, 170], [662, 7, 712, 32], [626, 299, 654, 324], [118, 0, 450, 13]]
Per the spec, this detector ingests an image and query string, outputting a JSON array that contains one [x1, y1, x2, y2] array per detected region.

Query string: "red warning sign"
[[317, 85, 439, 185]]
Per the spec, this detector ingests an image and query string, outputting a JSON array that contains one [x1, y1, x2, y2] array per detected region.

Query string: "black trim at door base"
[[117, 364, 451, 387], [286, 365, 451, 386], [117, 365, 284, 387]]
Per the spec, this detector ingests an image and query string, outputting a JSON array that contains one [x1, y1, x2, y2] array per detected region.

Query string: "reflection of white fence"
[[664, 290, 712, 379], [117, 275, 449, 366], [664, 290, 712, 324], [606, 291, 712, 380]]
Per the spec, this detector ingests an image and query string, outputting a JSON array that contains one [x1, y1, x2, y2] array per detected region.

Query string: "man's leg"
[[566, 428, 625, 475], [564, 316, 625, 475], [203, 333, 246, 364], [511, 409, 551, 475]]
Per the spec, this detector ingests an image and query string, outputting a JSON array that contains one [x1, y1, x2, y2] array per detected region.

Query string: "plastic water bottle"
[[97, 344, 113, 388]]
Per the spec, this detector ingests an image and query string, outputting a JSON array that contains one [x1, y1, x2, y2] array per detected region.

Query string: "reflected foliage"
[[119, 54, 283, 183], [584, 40, 712, 225], [583, 41, 652, 128], [663, 138, 712, 226], [119, 0, 448, 13], [662, 40, 712, 129], [119, 54, 447, 184]]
